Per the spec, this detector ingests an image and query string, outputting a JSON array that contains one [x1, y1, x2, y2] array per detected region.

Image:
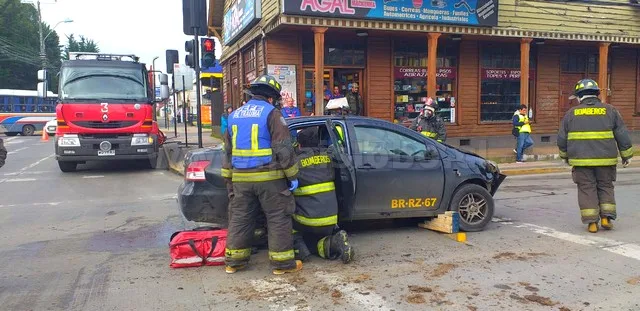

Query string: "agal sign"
[[394, 67, 456, 79], [482, 69, 536, 80], [283, 0, 498, 27], [223, 0, 262, 46]]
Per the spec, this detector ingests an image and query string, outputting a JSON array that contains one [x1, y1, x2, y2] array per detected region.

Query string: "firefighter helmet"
[[249, 74, 283, 100], [574, 78, 600, 97]]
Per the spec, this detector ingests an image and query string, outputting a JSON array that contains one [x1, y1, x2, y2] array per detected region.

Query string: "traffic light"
[[166, 50, 179, 74], [201, 38, 215, 68], [185, 39, 196, 69]]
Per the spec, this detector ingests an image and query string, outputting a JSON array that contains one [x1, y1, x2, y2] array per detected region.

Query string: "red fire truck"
[[54, 53, 169, 172]]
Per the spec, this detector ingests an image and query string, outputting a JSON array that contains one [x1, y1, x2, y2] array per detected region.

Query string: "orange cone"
[[41, 129, 49, 142]]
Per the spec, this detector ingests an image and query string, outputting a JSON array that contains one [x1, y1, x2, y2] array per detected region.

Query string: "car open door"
[[325, 119, 356, 221]]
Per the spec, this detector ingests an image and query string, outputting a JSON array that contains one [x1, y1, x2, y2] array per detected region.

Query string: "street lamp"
[[39, 16, 72, 97], [44, 18, 73, 42]]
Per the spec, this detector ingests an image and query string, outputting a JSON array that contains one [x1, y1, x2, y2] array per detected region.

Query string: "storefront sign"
[[223, 0, 262, 46], [394, 67, 456, 79], [268, 64, 298, 107], [482, 69, 536, 80], [283, 0, 498, 27]]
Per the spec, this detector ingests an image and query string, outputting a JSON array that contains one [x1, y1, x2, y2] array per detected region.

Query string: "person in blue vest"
[[221, 74, 302, 275]]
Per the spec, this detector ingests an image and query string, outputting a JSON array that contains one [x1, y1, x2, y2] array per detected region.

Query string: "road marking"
[[4, 137, 18, 142], [496, 218, 640, 262], [315, 272, 392, 311], [0, 154, 54, 184], [82, 175, 105, 179], [2, 171, 52, 176], [5, 178, 37, 182], [7, 147, 28, 154]]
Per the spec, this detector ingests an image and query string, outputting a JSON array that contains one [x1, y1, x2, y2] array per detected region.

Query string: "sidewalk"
[[161, 124, 222, 148], [499, 159, 638, 176]]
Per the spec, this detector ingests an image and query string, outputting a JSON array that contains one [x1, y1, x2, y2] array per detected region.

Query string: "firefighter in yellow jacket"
[[222, 74, 302, 275], [292, 127, 354, 263], [558, 78, 633, 233]]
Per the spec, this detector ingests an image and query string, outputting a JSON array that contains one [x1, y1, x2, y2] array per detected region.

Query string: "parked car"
[[177, 116, 506, 232], [45, 119, 57, 136]]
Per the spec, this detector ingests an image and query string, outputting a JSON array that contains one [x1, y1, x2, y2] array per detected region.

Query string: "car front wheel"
[[449, 184, 494, 232]]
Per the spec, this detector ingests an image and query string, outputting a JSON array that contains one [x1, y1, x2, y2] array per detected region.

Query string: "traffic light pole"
[[182, 75, 188, 147], [172, 74, 178, 138], [192, 32, 203, 148]]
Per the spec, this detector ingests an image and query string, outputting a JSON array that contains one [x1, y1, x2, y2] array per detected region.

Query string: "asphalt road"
[[1, 135, 639, 311]]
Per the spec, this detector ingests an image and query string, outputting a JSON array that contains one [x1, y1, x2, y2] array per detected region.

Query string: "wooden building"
[[208, 0, 640, 158]]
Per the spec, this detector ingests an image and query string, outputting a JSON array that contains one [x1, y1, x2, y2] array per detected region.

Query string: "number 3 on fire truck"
[[101, 103, 109, 113]]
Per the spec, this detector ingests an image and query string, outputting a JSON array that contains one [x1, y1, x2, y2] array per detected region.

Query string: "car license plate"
[[98, 150, 115, 156]]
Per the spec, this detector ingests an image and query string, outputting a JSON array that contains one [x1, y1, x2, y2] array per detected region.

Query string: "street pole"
[[172, 74, 178, 137], [192, 32, 203, 148], [182, 75, 188, 147], [37, 0, 47, 100]]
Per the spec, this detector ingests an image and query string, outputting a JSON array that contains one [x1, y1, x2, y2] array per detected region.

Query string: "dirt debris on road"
[[492, 252, 548, 261], [349, 273, 371, 283], [408, 285, 433, 293], [524, 294, 557, 306], [331, 289, 342, 298], [627, 276, 640, 285], [406, 294, 426, 304], [430, 263, 458, 278]]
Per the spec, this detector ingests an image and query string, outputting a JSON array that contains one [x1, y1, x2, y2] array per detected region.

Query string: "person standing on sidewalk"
[[345, 83, 364, 116], [513, 105, 533, 163], [221, 74, 302, 275], [0, 138, 7, 168], [220, 104, 232, 136], [557, 78, 633, 233]]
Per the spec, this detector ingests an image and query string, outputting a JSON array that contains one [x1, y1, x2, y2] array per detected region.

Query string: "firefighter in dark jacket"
[[0, 138, 6, 168], [222, 74, 302, 275], [558, 78, 634, 233], [410, 98, 446, 143], [292, 128, 354, 264]]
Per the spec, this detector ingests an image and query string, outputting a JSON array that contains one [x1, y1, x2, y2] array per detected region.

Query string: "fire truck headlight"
[[58, 134, 80, 147], [131, 134, 153, 146]]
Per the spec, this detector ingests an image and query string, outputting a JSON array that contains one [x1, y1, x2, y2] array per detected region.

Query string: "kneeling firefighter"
[[410, 98, 446, 143], [222, 74, 302, 275], [292, 127, 354, 264]]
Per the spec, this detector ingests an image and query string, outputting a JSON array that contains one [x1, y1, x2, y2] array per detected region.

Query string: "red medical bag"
[[169, 227, 227, 268]]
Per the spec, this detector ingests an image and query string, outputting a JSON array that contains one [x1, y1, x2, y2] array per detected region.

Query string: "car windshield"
[[60, 66, 147, 101]]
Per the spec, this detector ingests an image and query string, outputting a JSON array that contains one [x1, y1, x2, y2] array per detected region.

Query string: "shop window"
[[480, 43, 535, 122], [301, 37, 366, 67], [393, 39, 458, 124]]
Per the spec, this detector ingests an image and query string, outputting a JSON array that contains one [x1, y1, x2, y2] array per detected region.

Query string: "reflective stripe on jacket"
[[228, 100, 275, 169], [557, 97, 634, 166], [410, 116, 446, 142], [292, 147, 338, 230]]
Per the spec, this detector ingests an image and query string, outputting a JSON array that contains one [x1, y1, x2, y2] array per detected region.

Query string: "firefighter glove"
[[623, 158, 630, 168], [288, 179, 299, 191]]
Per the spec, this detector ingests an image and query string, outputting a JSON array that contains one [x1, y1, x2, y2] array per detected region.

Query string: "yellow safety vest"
[[515, 113, 531, 133]]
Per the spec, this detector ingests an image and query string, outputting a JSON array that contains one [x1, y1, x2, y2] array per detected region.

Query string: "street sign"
[[155, 87, 161, 99], [173, 64, 195, 91]]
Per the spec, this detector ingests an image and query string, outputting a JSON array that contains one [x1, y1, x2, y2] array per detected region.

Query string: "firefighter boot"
[[601, 217, 613, 230], [293, 233, 311, 261], [330, 230, 354, 264], [272, 260, 303, 275], [225, 265, 247, 274], [588, 222, 599, 233]]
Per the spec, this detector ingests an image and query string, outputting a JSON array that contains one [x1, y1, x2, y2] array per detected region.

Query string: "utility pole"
[[37, 0, 47, 99]]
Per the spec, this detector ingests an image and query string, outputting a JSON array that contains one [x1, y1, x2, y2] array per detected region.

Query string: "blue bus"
[[0, 89, 57, 136]]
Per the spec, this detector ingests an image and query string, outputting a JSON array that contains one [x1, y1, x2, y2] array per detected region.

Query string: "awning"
[[201, 72, 223, 78]]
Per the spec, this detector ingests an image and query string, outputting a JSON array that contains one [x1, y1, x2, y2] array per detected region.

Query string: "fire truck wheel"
[[58, 161, 77, 173]]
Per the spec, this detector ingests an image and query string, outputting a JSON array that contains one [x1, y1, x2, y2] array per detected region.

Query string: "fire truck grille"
[[73, 121, 137, 129]]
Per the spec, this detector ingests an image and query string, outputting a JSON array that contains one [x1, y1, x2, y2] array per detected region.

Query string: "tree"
[[63, 34, 99, 60], [0, 0, 61, 90]]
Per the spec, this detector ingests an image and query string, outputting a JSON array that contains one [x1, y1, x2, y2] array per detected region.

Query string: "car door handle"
[[357, 163, 375, 170]]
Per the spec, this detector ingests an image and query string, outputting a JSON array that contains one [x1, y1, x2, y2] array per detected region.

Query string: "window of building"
[[393, 39, 458, 124], [301, 37, 366, 67], [480, 43, 536, 122], [243, 45, 257, 85]]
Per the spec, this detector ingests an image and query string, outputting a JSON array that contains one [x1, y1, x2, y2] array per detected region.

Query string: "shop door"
[[333, 69, 362, 96]]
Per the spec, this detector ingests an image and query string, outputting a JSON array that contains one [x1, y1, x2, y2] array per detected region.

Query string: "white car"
[[45, 119, 57, 136]]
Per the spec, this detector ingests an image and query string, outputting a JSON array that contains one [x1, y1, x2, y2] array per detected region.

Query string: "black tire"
[[449, 183, 494, 232], [5, 132, 18, 137], [58, 161, 77, 173], [21, 125, 35, 136]]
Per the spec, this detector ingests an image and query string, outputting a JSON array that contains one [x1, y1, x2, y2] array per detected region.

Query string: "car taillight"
[[185, 160, 210, 181]]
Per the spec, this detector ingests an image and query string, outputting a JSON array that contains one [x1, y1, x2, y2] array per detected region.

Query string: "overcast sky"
[[40, 0, 221, 73]]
